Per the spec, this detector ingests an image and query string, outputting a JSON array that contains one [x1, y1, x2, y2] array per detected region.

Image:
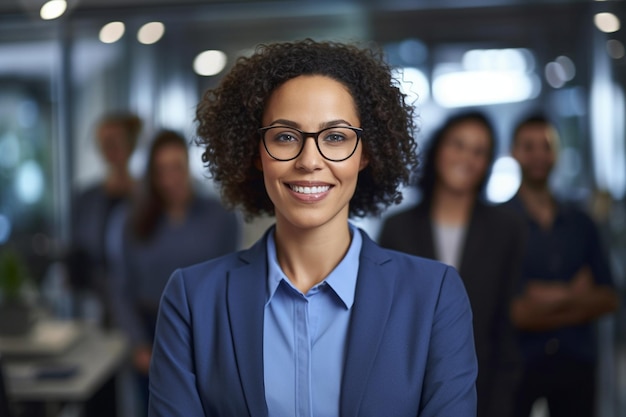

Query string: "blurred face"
[[97, 123, 132, 168], [435, 120, 492, 195], [257, 75, 368, 232], [153, 144, 191, 207], [512, 122, 557, 185]]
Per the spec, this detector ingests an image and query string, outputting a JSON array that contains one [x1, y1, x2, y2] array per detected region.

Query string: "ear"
[[358, 153, 369, 171], [254, 155, 263, 171]]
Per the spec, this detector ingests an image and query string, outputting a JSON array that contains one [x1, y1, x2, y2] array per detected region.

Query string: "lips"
[[285, 182, 332, 201], [289, 184, 331, 194]]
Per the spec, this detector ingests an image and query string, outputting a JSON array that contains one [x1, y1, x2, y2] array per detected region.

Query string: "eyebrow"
[[267, 119, 355, 129]]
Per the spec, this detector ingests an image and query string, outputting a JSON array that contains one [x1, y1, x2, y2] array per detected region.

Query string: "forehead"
[[445, 120, 490, 138], [515, 123, 557, 146], [98, 122, 125, 138], [154, 143, 187, 161], [441, 120, 492, 148], [263, 75, 358, 123]]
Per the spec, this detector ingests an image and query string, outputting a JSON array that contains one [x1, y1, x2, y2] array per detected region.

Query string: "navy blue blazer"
[[148, 228, 477, 417]]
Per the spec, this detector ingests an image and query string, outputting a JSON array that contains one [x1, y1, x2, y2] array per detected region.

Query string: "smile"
[[288, 185, 331, 194]]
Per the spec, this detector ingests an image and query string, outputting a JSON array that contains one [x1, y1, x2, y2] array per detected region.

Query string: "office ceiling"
[[0, 0, 611, 15], [0, 0, 623, 68]]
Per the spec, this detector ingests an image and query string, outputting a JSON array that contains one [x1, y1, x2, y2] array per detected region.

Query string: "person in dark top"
[[505, 113, 620, 417], [107, 129, 241, 417], [69, 111, 143, 322], [378, 110, 525, 417], [68, 112, 142, 417]]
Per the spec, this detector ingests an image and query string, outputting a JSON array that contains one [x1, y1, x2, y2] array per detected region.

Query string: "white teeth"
[[290, 185, 330, 194]]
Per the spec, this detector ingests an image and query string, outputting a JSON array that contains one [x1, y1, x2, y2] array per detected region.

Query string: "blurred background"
[[0, 0, 624, 416]]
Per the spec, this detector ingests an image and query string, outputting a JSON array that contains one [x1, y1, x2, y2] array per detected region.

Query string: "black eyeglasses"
[[258, 125, 363, 162]]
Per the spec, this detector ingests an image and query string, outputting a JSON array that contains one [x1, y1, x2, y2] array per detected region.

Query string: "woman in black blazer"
[[379, 111, 526, 417]]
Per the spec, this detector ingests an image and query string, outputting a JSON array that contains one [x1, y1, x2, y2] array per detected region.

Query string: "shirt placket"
[[294, 296, 311, 417]]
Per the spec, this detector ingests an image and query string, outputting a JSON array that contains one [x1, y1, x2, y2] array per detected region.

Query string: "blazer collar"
[[226, 228, 396, 417]]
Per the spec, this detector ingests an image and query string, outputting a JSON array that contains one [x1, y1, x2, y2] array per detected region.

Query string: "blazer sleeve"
[[148, 269, 206, 417], [420, 266, 478, 417]]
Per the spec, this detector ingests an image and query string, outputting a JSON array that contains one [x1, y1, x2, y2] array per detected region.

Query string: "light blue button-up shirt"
[[263, 224, 362, 417]]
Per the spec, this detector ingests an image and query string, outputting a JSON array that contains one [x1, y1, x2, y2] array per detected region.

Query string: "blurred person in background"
[[108, 129, 241, 417], [68, 111, 142, 417], [378, 110, 526, 417], [506, 114, 619, 417], [69, 111, 143, 323]]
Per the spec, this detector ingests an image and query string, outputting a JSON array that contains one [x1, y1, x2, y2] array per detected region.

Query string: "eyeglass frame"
[[257, 125, 364, 162]]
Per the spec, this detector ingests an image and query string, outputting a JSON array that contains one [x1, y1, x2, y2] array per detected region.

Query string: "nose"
[[295, 136, 324, 171]]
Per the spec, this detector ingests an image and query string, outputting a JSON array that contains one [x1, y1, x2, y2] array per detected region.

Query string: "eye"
[[321, 129, 350, 144], [274, 133, 298, 143], [268, 128, 301, 144]]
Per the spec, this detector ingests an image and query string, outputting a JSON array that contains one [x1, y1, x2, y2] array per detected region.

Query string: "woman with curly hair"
[[148, 39, 477, 417]]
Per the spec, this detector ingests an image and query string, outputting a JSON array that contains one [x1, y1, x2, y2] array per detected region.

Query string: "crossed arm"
[[511, 266, 620, 331]]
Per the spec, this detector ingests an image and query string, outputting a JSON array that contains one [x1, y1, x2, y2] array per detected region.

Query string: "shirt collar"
[[265, 223, 362, 309]]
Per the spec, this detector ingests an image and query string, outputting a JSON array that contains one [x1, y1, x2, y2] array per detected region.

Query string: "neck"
[[104, 169, 134, 196], [274, 219, 352, 294], [165, 193, 193, 223], [430, 185, 476, 226], [517, 180, 556, 228], [518, 180, 554, 206]]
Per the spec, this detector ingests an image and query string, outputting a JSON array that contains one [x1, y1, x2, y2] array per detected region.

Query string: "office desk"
[[2, 322, 129, 415]]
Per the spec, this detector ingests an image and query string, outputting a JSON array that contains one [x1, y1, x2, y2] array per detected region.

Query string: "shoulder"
[[557, 200, 598, 230], [164, 249, 249, 298], [475, 200, 525, 229], [74, 183, 104, 205], [194, 194, 225, 210], [499, 194, 525, 214], [361, 230, 456, 286], [193, 195, 237, 218], [380, 202, 428, 229], [559, 200, 591, 218], [166, 233, 265, 289]]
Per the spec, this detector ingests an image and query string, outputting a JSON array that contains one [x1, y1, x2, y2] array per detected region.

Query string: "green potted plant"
[[0, 246, 36, 336]]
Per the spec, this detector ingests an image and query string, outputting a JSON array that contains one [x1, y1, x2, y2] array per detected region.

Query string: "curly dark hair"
[[418, 110, 497, 201], [195, 38, 418, 219]]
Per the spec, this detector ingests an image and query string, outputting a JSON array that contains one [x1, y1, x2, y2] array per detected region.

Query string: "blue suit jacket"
[[148, 228, 477, 417]]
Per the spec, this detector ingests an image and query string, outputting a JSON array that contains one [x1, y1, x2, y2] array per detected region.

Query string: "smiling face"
[[257, 75, 368, 232], [512, 122, 558, 186], [153, 143, 191, 208], [97, 122, 133, 169], [434, 119, 492, 195]]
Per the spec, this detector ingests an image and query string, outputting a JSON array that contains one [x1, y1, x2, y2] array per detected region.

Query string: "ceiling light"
[[99, 22, 125, 44], [40, 0, 67, 20], [594, 12, 621, 33], [193, 50, 227, 76], [433, 70, 539, 107], [462, 48, 533, 72], [137, 22, 165, 45], [607, 39, 625, 59]]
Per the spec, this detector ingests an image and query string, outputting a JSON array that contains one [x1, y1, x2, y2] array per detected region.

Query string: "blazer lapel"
[[227, 236, 270, 417], [458, 202, 488, 277], [415, 203, 437, 260], [340, 232, 395, 417]]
